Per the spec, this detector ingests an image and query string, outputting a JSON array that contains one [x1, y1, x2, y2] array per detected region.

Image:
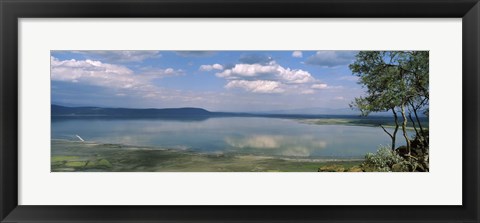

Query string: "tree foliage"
[[349, 51, 429, 171]]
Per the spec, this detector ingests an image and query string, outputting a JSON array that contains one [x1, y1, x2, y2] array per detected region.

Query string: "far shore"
[[298, 118, 427, 131]]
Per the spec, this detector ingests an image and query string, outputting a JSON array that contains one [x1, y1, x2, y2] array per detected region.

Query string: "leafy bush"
[[361, 130, 429, 172], [361, 146, 410, 172]]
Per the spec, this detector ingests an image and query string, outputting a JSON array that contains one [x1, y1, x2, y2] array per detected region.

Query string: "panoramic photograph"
[[51, 50, 429, 172]]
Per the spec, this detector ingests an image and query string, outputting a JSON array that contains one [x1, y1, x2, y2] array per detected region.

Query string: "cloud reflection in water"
[[225, 134, 327, 157]]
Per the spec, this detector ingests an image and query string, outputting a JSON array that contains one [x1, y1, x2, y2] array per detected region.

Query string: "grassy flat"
[[51, 140, 362, 172], [298, 118, 428, 131]]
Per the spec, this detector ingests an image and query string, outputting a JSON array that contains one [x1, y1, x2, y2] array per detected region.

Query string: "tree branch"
[[380, 125, 393, 138]]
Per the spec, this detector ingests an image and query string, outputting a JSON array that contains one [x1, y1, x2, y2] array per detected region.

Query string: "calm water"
[[52, 117, 406, 158]]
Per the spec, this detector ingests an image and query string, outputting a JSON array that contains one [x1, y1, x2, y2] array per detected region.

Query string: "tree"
[[349, 51, 429, 153], [402, 51, 429, 147]]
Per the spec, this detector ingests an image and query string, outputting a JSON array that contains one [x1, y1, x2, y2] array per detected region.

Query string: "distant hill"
[[51, 105, 401, 120], [51, 105, 212, 117], [51, 105, 427, 128]]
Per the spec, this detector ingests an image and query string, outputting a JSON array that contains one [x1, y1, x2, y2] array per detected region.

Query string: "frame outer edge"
[[0, 0, 3, 219], [1, 0, 480, 223], [0, 0, 5, 221], [474, 2, 479, 222], [476, 3, 479, 222], [0, 0, 19, 222], [463, 1, 480, 222]]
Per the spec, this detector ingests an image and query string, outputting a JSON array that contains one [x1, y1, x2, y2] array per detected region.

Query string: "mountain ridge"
[[51, 104, 212, 116], [51, 104, 400, 119]]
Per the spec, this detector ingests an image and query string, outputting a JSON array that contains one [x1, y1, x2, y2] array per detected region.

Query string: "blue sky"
[[51, 50, 364, 112]]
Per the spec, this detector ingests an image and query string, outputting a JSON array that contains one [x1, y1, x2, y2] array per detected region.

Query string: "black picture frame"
[[1, 0, 479, 222]]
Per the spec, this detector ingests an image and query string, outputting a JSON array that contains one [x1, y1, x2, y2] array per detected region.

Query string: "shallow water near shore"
[[52, 116, 401, 159], [51, 140, 363, 172], [50, 116, 409, 172]]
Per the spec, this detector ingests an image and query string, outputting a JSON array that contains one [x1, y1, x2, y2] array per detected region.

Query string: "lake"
[[52, 116, 408, 159]]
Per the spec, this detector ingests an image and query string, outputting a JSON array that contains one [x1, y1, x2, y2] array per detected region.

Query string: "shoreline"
[[51, 139, 364, 162], [298, 118, 427, 131], [51, 140, 364, 172]]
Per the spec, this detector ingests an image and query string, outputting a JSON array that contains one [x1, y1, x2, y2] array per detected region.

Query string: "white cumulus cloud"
[[51, 57, 182, 94], [199, 64, 224, 71], [217, 61, 315, 84], [279, 69, 314, 84], [225, 80, 285, 93], [138, 66, 184, 77], [51, 57, 140, 89]]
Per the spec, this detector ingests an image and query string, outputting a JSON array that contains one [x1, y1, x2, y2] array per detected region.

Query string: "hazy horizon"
[[51, 103, 400, 116]]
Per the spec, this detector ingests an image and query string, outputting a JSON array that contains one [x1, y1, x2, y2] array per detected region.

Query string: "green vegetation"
[[317, 162, 363, 172], [51, 140, 362, 172], [361, 147, 409, 172], [349, 51, 429, 172], [361, 142, 428, 172], [299, 118, 427, 130]]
